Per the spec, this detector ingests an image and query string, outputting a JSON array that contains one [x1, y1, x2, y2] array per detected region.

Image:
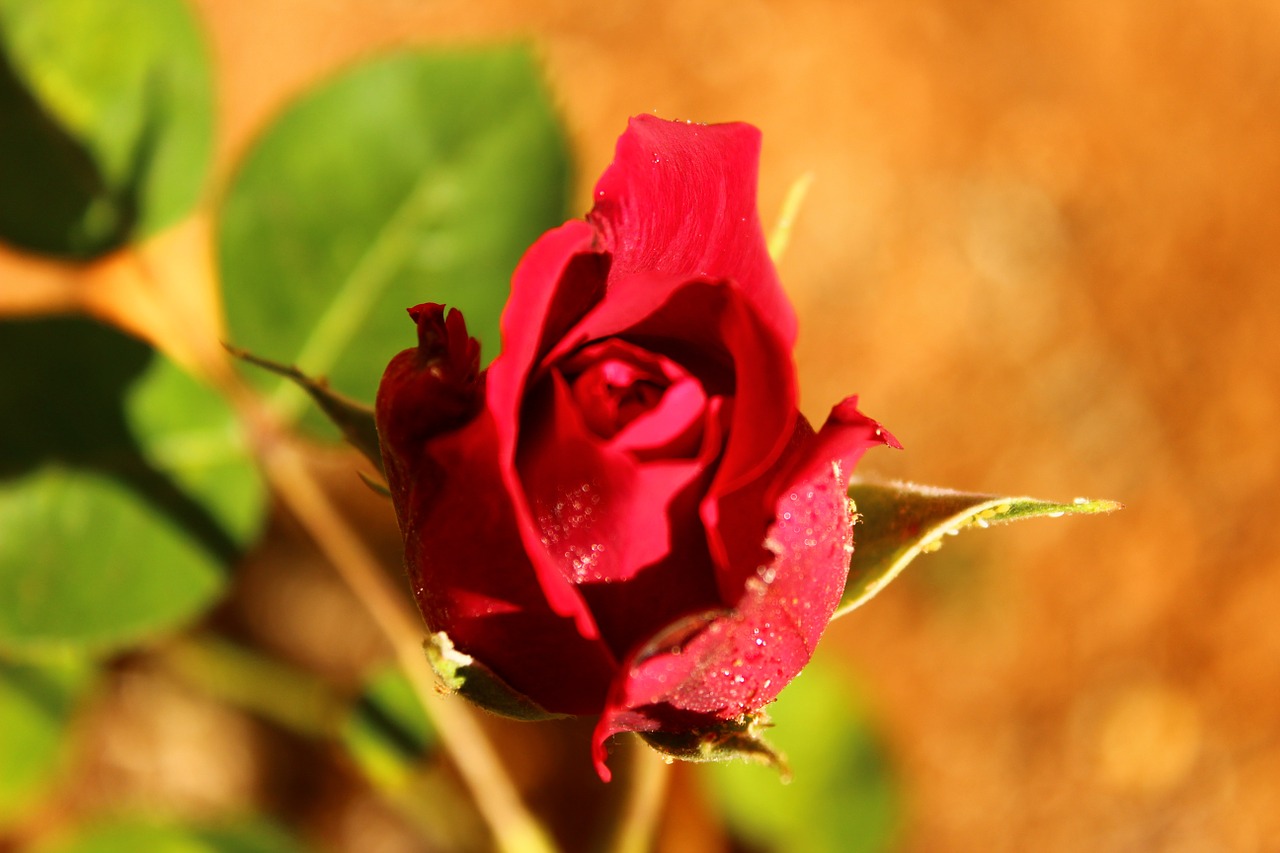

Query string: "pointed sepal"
[[225, 344, 384, 476], [639, 710, 789, 779], [836, 480, 1122, 618]]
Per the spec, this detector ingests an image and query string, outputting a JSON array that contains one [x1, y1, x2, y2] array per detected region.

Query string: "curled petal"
[[592, 416, 857, 779], [590, 115, 796, 348], [787, 395, 901, 484]]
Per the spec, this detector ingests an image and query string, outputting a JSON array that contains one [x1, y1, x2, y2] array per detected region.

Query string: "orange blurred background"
[[7, 0, 1280, 850]]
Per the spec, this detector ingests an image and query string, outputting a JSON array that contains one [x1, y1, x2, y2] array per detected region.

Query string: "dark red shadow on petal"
[[396, 412, 618, 715]]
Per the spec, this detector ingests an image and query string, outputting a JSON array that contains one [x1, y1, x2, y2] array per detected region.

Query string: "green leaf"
[[341, 666, 437, 791], [0, 317, 265, 656], [702, 664, 901, 853], [0, 0, 214, 257], [838, 480, 1122, 618], [218, 46, 571, 430], [29, 818, 309, 853], [0, 655, 96, 828]]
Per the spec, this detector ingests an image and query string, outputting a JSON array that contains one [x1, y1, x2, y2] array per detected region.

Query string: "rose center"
[[571, 357, 669, 439], [555, 338, 711, 461]]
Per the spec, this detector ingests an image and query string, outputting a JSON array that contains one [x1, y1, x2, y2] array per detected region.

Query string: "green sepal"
[[224, 345, 384, 477], [837, 480, 1122, 618], [641, 711, 788, 778], [424, 631, 566, 722]]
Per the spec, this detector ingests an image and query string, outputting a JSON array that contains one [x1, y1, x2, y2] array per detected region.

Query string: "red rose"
[[376, 115, 898, 780]]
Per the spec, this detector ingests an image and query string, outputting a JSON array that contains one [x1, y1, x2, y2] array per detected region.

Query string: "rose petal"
[[590, 416, 857, 779], [589, 116, 796, 349], [379, 402, 617, 715], [782, 395, 902, 486], [612, 376, 706, 459], [487, 221, 611, 638], [518, 374, 701, 569], [559, 276, 795, 510], [516, 371, 722, 657]]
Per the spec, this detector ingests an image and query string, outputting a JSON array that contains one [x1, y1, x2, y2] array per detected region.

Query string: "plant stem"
[[605, 738, 671, 853], [109, 229, 560, 853], [254, 432, 560, 853]]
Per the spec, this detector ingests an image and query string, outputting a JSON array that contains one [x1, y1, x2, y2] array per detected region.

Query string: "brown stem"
[[244, 399, 560, 853], [605, 738, 671, 853], [106, 227, 561, 853]]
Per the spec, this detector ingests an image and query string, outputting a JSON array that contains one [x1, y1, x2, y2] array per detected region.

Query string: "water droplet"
[[1048, 511, 1066, 518], [1073, 496, 1089, 505]]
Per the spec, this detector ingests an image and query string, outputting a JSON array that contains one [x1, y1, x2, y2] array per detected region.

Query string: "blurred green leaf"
[[0, 0, 214, 257], [0, 655, 95, 828], [0, 317, 265, 656], [161, 635, 346, 740], [30, 818, 309, 853], [837, 481, 1122, 618], [702, 663, 900, 853], [342, 665, 436, 791], [219, 46, 571, 429]]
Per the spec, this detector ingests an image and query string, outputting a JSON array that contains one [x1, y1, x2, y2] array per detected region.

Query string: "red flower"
[[377, 115, 898, 780]]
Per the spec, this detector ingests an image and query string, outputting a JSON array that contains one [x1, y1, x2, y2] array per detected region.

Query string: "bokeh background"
[[4, 0, 1279, 851]]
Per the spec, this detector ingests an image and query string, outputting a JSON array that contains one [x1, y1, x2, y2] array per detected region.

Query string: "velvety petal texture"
[[376, 116, 897, 780]]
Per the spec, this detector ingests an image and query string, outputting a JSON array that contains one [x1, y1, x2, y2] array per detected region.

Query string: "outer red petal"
[[413, 416, 618, 713], [486, 221, 610, 639], [590, 404, 899, 779], [378, 344, 617, 713], [589, 418, 838, 779], [589, 115, 797, 349]]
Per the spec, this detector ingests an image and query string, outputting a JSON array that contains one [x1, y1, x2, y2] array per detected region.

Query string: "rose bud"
[[376, 115, 899, 780]]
